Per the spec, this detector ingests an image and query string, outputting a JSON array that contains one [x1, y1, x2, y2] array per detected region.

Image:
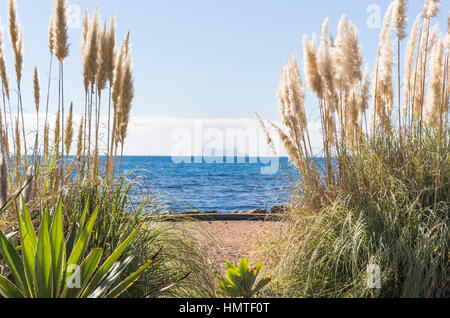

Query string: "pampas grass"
[[372, 2, 396, 131], [0, 9, 151, 292], [258, 0, 449, 298], [116, 53, 133, 175], [423, 0, 441, 19], [53, 0, 69, 62], [425, 35, 445, 124], [76, 117, 84, 161], [97, 22, 109, 93], [0, 1, 203, 298], [14, 119, 20, 167], [0, 20, 10, 101], [303, 34, 322, 97], [394, 0, 408, 41], [54, 107, 61, 150], [394, 0, 408, 135], [50, 0, 69, 166], [83, 6, 99, 88], [43, 123, 49, 161], [33, 67, 40, 113], [64, 102, 74, 157], [404, 14, 420, 118], [8, 0, 23, 88], [118, 55, 133, 146], [8, 0, 27, 156], [0, 0, 136, 214]]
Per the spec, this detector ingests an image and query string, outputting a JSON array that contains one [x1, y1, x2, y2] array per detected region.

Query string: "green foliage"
[[217, 257, 272, 298], [62, 177, 156, 259], [50, 176, 210, 298], [124, 221, 217, 298], [0, 198, 156, 298], [266, 128, 449, 298]]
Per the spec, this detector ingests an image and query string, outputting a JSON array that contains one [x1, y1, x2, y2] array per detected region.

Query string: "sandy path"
[[184, 221, 284, 273]]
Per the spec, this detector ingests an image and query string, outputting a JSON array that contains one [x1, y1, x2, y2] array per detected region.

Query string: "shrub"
[[0, 198, 158, 298], [217, 257, 272, 298], [258, 0, 449, 297]]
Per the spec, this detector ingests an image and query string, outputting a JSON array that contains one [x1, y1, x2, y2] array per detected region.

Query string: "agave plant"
[[0, 198, 156, 298], [217, 257, 272, 298]]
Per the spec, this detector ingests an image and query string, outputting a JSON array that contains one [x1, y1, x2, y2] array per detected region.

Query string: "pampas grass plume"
[[8, 0, 23, 86], [334, 15, 363, 84], [118, 55, 133, 144], [54, 108, 60, 146], [83, 5, 100, 87], [424, 36, 444, 124], [53, 0, 69, 62], [14, 28, 23, 85], [403, 14, 420, 115], [44, 123, 49, 159], [97, 21, 109, 92], [76, 116, 83, 159], [423, 0, 440, 19], [0, 21, 10, 100], [255, 112, 277, 156], [8, 0, 19, 47], [81, 9, 89, 50], [318, 17, 334, 95], [394, 0, 408, 40], [107, 15, 116, 84], [48, 9, 55, 54], [303, 33, 323, 97], [33, 67, 40, 112], [14, 119, 20, 164], [64, 102, 74, 155]]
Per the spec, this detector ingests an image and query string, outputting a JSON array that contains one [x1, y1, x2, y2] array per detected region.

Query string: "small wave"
[[165, 185, 183, 190]]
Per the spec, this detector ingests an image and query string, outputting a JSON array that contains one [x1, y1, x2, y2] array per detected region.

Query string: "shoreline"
[[155, 206, 287, 222], [156, 213, 282, 222]]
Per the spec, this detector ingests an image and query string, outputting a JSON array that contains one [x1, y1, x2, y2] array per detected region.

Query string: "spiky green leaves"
[[0, 198, 154, 298], [216, 257, 271, 298]]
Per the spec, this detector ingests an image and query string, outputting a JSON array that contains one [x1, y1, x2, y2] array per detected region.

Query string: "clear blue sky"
[[0, 0, 448, 155]]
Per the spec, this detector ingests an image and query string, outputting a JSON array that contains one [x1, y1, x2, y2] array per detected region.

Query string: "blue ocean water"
[[119, 156, 298, 213]]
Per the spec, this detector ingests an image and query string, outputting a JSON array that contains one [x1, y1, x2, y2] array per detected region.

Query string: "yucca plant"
[[0, 198, 157, 298], [216, 257, 272, 298]]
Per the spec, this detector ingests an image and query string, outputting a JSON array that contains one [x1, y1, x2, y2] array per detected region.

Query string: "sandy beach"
[[182, 221, 284, 273]]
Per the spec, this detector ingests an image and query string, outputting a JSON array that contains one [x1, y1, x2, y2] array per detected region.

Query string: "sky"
[[0, 0, 449, 156]]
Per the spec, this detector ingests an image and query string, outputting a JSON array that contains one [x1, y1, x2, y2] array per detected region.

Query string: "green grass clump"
[[0, 177, 217, 298], [59, 176, 217, 298], [258, 0, 449, 298], [265, 127, 449, 298]]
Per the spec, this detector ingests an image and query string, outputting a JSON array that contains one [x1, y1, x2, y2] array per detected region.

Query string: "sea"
[[118, 156, 303, 214]]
